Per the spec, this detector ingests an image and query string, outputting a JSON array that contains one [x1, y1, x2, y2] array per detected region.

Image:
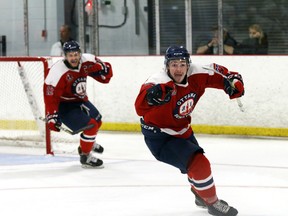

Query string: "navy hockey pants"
[[58, 101, 102, 131], [140, 119, 204, 174]]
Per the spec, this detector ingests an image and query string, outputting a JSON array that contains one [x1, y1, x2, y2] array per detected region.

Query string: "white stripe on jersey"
[[160, 124, 190, 135]]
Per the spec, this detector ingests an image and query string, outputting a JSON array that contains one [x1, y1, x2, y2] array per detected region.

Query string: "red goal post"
[[0, 57, 53, 154]]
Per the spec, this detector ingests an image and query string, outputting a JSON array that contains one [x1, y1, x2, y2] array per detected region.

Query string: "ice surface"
[[0, 132, 287, 216]]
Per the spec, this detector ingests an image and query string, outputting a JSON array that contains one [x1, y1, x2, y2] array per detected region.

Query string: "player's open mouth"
[[70, 60, 79, 65], [174, 74, 183, 78]]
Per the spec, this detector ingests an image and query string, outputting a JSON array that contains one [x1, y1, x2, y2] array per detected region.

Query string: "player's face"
[[66, 51, 81, 68], [167, 60, 189, 84]]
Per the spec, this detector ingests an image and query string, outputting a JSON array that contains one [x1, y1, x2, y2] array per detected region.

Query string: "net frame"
[[0, 57, 52, 154]]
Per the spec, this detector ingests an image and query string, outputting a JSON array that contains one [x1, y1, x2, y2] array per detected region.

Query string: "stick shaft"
[[39, 117, 94, 135]]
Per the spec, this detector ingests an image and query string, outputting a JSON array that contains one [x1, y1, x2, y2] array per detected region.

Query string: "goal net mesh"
[[0, 57, 79, 155]]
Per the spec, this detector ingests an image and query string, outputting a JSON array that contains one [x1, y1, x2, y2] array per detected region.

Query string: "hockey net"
[[0, 57, 79, 155]]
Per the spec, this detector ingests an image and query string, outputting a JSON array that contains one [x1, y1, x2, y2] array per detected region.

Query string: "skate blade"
[[81, 164, 104, 169]]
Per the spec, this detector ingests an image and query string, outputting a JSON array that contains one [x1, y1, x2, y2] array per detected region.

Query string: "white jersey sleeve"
[[145, 69, 172, 85], [188, 63, 214, 76], [45, 60, 69, 87]]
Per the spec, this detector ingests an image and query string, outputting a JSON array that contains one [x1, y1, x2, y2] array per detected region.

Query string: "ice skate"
[[92, 143, 104, 153], [207, 199, 238, 216], [191, 188, 207, 208], [80, 152, 104, 169], [78, 142, 104, 155]]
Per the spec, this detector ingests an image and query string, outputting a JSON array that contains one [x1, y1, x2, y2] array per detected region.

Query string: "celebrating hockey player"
[[135, 45, 244, 216], [44, 40, 113, 168]]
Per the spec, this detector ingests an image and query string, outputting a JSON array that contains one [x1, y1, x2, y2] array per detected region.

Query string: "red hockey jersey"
[[135, 63, 225, 138], [44, 53, 113, 115]]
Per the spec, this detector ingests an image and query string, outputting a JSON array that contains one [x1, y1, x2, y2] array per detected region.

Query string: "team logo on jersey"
[[83, 65, 89, 74], [45, 85, 54, 95], [66, 73, 73, 81], [173, 92, 196, 119], [72, 77, 87, 98]]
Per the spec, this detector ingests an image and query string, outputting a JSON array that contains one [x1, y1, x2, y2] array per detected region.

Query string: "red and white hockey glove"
[[46, 112, 62, 132], [224, 73, 244, 99], [146, 84, 174, 106]]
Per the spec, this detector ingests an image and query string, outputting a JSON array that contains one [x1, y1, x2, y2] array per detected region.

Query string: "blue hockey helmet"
[[63, 40, 81, 54], [164, 45, 191, 66]]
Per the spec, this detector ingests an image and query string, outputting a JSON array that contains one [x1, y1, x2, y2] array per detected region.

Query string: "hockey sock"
[[80, 119, 102, 154], [187, 153, 218, 205]]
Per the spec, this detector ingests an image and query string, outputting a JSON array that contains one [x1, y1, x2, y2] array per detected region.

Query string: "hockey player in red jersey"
[[135, 46, 244, 216], [44, 40, 113, 168]]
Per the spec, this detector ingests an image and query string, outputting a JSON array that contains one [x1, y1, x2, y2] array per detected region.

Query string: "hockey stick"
[[202, 65, 244, 112], [39, 117, 94, 135]]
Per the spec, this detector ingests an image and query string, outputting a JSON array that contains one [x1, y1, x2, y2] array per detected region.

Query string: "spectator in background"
[[196, 26, 238, 55], [224, 24, 268, 54], [50, 24, 74, 56]]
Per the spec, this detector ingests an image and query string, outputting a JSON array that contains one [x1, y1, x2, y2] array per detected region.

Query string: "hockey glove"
[[96, 61, 108, 75], [146, 84, 173, 106], [88, 61, 108, 76], [46, 112, 62, 132], [224, 73, 244, 99]]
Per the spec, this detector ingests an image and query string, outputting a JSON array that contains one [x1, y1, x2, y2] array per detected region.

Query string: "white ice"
[[0, 132, 287, 216]]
